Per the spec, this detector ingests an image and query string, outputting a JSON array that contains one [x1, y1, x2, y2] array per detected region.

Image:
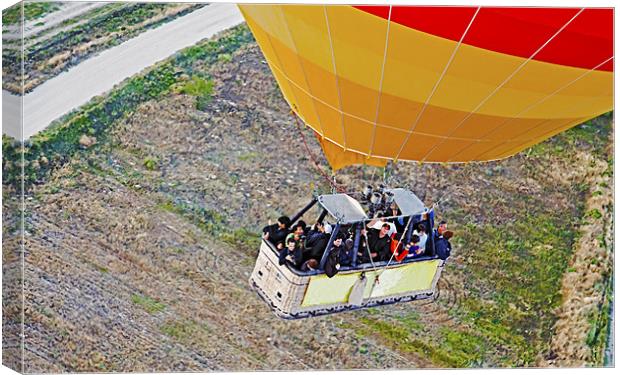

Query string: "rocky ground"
[[2, 26, 614, 371]]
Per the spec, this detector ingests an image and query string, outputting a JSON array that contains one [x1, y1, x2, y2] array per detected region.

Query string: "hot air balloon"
[[240, 5, 613, 318]]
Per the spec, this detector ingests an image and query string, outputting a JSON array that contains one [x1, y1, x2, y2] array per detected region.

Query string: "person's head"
[[286, 238, 297, 250], [278, 216, 291, 229], [316, 221, 324, 232], [438, 220, 447, 235], [305, 259, 318, 270], [411, 234, 420, 244], [417, 223, 426, 233], [380, 223, 390, 236], [297, 220, 307, 231], [334, 232, 345, 246], [390, 202, 398, 212], [375, 211, 385, 219], [293, 223, 305, 236], [345, 238, 354, 250], [443, 230, 454, 240]]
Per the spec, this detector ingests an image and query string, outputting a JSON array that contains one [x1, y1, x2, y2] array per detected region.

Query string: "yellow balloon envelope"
[[239, 5, 613, 170]]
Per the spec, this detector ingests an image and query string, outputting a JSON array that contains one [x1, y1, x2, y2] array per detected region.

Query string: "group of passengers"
[[263, 211, 453, 273]]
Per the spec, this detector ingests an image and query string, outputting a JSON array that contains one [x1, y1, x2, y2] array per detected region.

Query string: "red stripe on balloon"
[[353, 6, 613, 72]]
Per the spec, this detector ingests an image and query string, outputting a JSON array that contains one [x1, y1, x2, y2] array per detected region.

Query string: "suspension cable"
[[292, 112, 346, 193], [375, 214, 415, 283]]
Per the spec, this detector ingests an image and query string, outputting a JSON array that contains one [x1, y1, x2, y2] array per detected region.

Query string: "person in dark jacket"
[[303, 221, 331, 262], [262, 215, 291, 249], [339, 238, 355, 267], [435, 230, 453, 262], [433, 220, 448, 238], [324, 235, 344, 278], [279, 238, 303, 268], [366, 220, 392, 262]]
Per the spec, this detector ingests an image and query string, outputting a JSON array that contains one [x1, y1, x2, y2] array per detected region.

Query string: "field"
[[2, 25, 614, 371]]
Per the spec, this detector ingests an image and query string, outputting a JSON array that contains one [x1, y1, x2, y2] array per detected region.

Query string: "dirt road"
[[3, 2, 108, 41], [2, 3, 243, 140]]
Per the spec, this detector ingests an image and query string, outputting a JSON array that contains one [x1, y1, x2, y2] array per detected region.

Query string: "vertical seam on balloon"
[[324, 5, 347, 150], [280, 6, 327, 138], [392, 6, 481, 163], [450, 55, 614, 161], [367, 5, 393, 159], [422, 7, 584, 162]]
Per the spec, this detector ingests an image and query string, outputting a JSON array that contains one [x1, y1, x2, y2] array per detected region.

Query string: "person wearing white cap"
[[368, 215, 397, 237]]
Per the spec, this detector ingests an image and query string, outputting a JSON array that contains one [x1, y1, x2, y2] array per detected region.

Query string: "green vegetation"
[[586, 209, 602, 220], [2, 24, 254, 188], [586, 276, 613, 364], [354, 317, 467, 367], [157, 198, 260, 254], [131, 293, 166, 314], [143, 157, 158, 171], [160, 320, 202, 339], [238, 152, 260, 161], [181, 76, 214, 97], [447, 212, 577, 365], [2, 2, 60, 24], [181, 76, 215, 110], [219, 228, 261, 254], [218, 53, 233, 63]]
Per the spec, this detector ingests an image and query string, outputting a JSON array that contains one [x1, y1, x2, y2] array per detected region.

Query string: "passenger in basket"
[[434, 220, 448, 238], [413, 223, 428, 250], [296, 220, 309, 236], [301, 258, 319, 272], [339, 238, 355, 267], [366, 219, 392, 262], [279, 238, 303, 268], [262, 215, 291, 249], [324, 234, 345, 278], [405, 235, 424, 259], [386, 202, 406, 234], [285, 222, 306, 249], [356, 228, 376, 264], [435, 230, 453, 262], [369, 214, 397, 237], [304, 222, 331, 262]]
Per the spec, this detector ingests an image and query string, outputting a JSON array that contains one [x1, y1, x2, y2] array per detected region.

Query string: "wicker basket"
[[249, 240, 444, 319]]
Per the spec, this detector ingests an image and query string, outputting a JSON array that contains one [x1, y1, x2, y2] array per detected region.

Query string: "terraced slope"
[[2, 25, 613, 371]]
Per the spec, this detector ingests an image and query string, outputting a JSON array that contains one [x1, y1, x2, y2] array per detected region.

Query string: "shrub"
[[143, 157, 158, 171]]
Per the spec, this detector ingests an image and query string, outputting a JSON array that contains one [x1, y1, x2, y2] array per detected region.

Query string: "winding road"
[[2, 3, 244, 140]]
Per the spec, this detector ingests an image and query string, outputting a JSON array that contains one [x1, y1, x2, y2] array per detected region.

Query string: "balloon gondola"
[[250, 188, 441, 319]]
